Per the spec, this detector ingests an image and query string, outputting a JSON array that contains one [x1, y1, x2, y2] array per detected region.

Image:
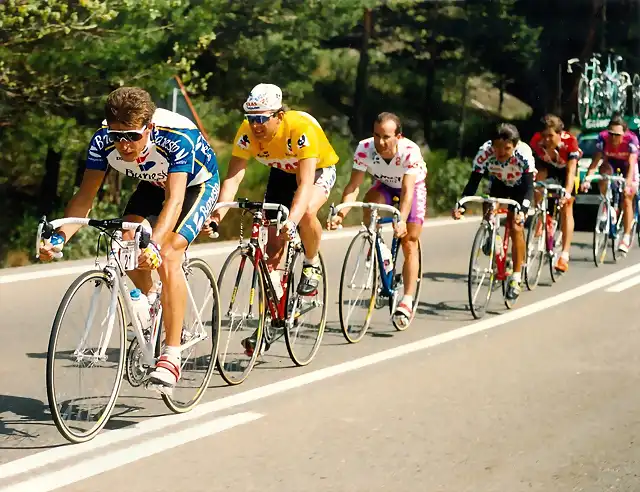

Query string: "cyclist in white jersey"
[[37, 87, 220, 393], [453, 123, 535, 302], [329, 112, 427, 327]]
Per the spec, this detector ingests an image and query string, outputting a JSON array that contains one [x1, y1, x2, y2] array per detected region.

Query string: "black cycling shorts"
[[488, 178, 527, 212], [535, 159, 576, 196], [122, 179, 220, 243]]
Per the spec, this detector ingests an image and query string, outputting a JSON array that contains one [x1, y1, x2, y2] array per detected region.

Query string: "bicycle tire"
[[524, 210, 545, 291], [46, 269, 126, 444], [593, 200, 609, 266], [612, 210, 625, 262], [284, 248, 327, 366], [215, 247, 265, 385], [578, 77, 589, 126], [158, 257, 221, 413], [338, 230, 378, 343], [467, 221, 495, 320], [389, 238, 423, 331]]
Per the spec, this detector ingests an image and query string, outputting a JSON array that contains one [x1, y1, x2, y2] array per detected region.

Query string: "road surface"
[[1, 216, 640, 492]]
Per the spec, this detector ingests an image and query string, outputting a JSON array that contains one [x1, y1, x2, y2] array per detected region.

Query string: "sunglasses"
[[245, 113, 276, 125], [608, 130, 624, 137], [107, 125, 147, 143]]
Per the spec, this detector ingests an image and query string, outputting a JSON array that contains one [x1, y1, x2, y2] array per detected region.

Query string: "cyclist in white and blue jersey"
[[38, 87, 220, 392]]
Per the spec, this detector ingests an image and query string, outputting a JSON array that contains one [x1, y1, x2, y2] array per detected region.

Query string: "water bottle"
[[495, 234, 503, 252], [380, 242, 394, 274], [269, 269, 284, 300], [130, 288, 151, 329]]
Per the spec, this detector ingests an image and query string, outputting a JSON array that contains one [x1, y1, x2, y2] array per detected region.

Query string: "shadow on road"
[[422, 272, 468, 284]]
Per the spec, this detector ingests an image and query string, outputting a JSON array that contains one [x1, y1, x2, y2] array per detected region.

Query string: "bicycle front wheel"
[[593, 200, 610, 266], [46, 270, 126, 444], [284, 248, 328, 366], [468, 221, 495, 319], [158, 257, 221, 413], [524, 210, 545, 291], [338, 230, 378, 343], [215, 247, 265, 385]]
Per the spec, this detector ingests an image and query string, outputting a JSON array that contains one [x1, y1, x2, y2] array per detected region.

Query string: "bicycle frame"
[[329, 201, 401, 298], [213, 201, 298, 326], [585, 173, 628, 238], [456, 195, 523, 282], [36, 217, 210, 369], [534, 180, 565, 253]]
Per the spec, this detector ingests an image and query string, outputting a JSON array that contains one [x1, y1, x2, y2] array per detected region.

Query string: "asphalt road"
[[2, 216, 640, 492]]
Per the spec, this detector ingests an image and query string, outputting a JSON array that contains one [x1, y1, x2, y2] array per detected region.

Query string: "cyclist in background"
[[529, 114, 582, 273], [205, 83, 338, 354], [328, 112, 427, 327], [37, 87, 220, 393], [452, 123, 536, 302], [583, 114, 639, 253]]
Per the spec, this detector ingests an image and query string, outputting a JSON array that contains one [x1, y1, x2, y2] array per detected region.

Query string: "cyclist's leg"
[[362, 181, 392, 227], [149, 178, 219, 388], [121, 181, 163, 294], [297, 166, 337, 295], [620, 166, 638, 251], [394, 180, 426, 320], [264, 167, 297, 271]]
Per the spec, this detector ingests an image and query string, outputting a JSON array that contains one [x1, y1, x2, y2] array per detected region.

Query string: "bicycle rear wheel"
[[524, 210, 545, 291], [338, 230, 378, 343], [284, 247, 327, 366], [467, 221, 495, 320], [593, 200, 610, 266], [158, 257, 221, 413], [46, 270, 126, 443], [389, 238, 422, 331], [216, 247, 265, 385]]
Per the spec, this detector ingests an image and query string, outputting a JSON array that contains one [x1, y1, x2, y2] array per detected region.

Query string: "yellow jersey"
[[231, 110, 339, 174]]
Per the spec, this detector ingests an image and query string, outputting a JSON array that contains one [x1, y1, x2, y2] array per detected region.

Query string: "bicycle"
[[213, 199, 328, 385], [584, 173, 640, 265], [37, 216, 221, 444], [454, 196, 523, 319], [524, 179, 566, 290], [327, 200, 423, 343]]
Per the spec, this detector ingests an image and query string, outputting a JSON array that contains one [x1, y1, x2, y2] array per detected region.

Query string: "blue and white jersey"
[[85, 108, 218, 187]]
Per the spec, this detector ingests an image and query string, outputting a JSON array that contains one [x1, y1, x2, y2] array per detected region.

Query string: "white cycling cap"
[[243, 83, 283, 113]]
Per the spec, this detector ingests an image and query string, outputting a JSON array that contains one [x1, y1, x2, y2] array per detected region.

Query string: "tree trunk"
[[39, 146, 62, 215], [350, 8, 372, 140], [458, 73, 469, 158], [498, 75, 505, 116], [423, 57, 437, 143]]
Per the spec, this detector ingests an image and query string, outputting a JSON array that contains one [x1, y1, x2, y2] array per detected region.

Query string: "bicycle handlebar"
[[455, 195, 522, 212], [36, 216, 152, 260], [534, 180, 565, 192], [328, 201, 401, 229], [208, 200, 291, 239], [584, 174, 627, 185]]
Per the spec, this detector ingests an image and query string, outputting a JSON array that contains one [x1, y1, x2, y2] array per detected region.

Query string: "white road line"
[[604, 273, 640, 292], [0, 216, 479, 285], [1, 258, 639, 484], [0, 412, 263, 492]]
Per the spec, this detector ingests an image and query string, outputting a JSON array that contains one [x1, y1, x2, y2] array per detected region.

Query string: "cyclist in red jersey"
[[529, 114, 581, 273]]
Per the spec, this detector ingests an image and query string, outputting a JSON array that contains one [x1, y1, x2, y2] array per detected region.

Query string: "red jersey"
[[530, 131, 582, 169]]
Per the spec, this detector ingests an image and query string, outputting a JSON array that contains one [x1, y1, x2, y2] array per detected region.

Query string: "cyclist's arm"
[[587, 151, 603, 174], [399, 172, 417, 222], [289, 157, 317, 224], [154, 172, 188, 245], [55, 169, 105, 243], [211, 156, 248, 224], [564, 158, 578, 195], [521, 172, 534, 213], [461, 172, 483, 198], [336, 169, 366, 219]]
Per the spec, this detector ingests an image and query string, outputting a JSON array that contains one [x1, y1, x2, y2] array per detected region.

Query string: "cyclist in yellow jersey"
[[206, 83, 338, 314]]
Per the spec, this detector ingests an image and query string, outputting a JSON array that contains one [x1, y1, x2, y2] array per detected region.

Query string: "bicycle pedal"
[[144, 381, 174, 397]]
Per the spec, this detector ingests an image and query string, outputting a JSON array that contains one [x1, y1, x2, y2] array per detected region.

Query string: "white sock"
[[164, 345, 181, 360], [400, 295, 413, 306], [560, 251, 569, 261], [623, 234, 631, 244], [304, 255, 320, 266], [512, 271, 522, 283]]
